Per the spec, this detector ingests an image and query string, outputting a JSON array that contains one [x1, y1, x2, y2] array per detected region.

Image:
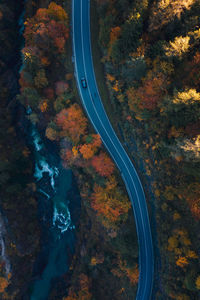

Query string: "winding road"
[[72, 0, 154, 299]]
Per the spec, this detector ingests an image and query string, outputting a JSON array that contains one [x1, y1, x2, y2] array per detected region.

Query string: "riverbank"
[[0, 0, 41, 298]]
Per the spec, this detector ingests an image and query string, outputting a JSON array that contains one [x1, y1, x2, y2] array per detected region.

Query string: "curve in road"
[[72, 0, 154, 299]]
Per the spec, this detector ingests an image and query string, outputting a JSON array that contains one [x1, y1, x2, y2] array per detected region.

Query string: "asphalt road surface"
[[72, 0, 154, 298]]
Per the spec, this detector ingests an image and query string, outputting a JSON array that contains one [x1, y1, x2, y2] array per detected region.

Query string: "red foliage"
[[44, 87, 54, 99], [185, 183, 200, 219], [24, 4, 69, 52], [92, 134, 102, 148], [55, 81, 69, 96], [36, 8, 50, 21], [138, 73, 166, 110], [91, 152, 114, 177], [19, 72, 30, 91], [91, 177, 130, 225], [184, 52, 200, 88], [185, 121, 200, 137]]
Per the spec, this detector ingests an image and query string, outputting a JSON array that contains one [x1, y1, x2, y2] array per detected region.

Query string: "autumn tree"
[[0, 277, 9, 293], [164, 36, 190, 58], [91, 176, 131, 228], [24, 2, 69, 53], [183, 182, 200, 219], [91, 152, 114, 177], [63, 274, 91, 300], [79, 134, 101, 159], [56, 104, 88, 143], [148, 0, 195, 32], [196, 275, 200, 290], [127, 72, 167, 111]]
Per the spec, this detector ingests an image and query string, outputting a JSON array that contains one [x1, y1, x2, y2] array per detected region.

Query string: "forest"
[[93, 0, 200, 299], [17, 1, 140, 299], [0, 0, 199, 299]]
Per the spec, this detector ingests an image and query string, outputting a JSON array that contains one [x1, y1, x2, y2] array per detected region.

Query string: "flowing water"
[[28, 122, 80, 300]]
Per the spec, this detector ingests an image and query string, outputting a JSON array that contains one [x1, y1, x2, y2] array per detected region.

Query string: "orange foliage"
[[183, 183, 200, 219], [127, 73, 167, 111], [139, 73, 166, 110], [64, 274, 91, 300], [79, 134, 101, 159], [90, 254, 104, 266], [110, 26, 121, 45], [47, 2, 68, 22], [41, 56, 50, 66], [92, 134, 102, 148], [0, 277, 9, 293], [107, 73, 115, 82], [176, 256, 189, 268], [91, 152, 114, 177], [91, 176, 131, 226], [39, 100, 48, 112], [79, 144, 95, 159], [56, 104, 88, 143], [24, 3, 69, 52], [117, 258, 139, 285], [45, 127, 58, 141], [125, 265, 139, 285]]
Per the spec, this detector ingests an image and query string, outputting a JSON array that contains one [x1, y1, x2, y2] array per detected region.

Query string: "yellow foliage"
[[176, 295, 190, 300], [168, 236, 178, 251], [113, 81, 120, 92], [90, 257, 98, 266], [161, 203, 168, 211], [72, 146, 78, 157], [187, 250, 198, 259], [176, 256, 189, 267], [180, 235, 191, 246], [196, 275, 200, 289], [168, 126, 183, 138], [165, 36, 190, 57], [116, 94, 125, 103], [174, 248, 182, 255], [39, 100, 48, 112], [173, 212, 180, 221], [135, 115, 143, 121], [90, 255, 104, 266], [48, 2, 68, 22], [174, 155, 183, 162], [164, 186, 175, 201], [106, 73, 115, 82], [149, 0, 195, 32], [173, 89, 200, 104]]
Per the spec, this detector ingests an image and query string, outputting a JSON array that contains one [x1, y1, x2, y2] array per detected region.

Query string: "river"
[[27, 122, 80, 300], [17, 2, 81, 298]]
